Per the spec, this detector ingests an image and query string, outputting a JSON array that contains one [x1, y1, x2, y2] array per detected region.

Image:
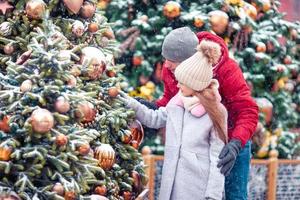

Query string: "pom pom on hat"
[[197, 40, 221, 65]]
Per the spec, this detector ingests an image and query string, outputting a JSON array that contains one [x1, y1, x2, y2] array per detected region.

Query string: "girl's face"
[[177, 83, 194, 97]]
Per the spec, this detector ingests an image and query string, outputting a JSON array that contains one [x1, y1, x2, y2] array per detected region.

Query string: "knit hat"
[[174, 40, 221, 91], [162, 27, 198, 62]]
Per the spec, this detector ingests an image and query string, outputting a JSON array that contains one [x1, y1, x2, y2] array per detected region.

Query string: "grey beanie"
[[162, 27, 198, 63]]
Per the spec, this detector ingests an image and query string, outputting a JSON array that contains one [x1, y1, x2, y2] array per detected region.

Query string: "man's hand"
[[217, 139, 242, 176]]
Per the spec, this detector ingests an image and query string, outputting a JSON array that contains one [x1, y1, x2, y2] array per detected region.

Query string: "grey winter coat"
[[125, 96, 225, 200]]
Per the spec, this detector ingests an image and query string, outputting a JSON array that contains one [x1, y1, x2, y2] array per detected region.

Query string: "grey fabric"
[[162, 27, 198, 62], [125, 96, 225, 200]]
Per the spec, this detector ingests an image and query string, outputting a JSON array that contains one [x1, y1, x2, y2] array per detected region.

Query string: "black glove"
[[217, 139, 242, 176], [134, 97, 158, 110]]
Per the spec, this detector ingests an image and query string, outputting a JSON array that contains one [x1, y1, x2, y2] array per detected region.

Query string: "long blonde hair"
[[197, 80, 228, 143]]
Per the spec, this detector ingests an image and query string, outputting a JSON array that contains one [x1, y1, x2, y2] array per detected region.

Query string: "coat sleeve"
[[219, 60, 259, 147], [156, 67, 173, 107], [205, 128, 225, 200], [126, 97, 167, 129]]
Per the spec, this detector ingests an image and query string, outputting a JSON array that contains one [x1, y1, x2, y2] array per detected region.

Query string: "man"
[[152, 27, 258, 200]]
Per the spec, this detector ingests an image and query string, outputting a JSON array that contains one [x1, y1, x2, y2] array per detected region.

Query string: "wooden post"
[[142, 150, 155, 200], [267, 150, 279, 200]]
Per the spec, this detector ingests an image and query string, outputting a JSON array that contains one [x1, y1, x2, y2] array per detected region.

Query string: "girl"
[[120, 40, 228, 200]]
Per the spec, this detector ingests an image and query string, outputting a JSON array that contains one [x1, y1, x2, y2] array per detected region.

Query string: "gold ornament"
[[163, 1, 181, 19], [72, 20, 85, 37], [63, 0, 83, 14], [209, 10, 229, 35], [129, 120, 144, 147], [55, 96, 70, 114], [0, 115, 10, 133], [20, 80, 33, 93], [80, 2, 96, 19], [80, 47, 107, 80], [3, 43, 14, 55], [0, 146, 12, 161], [52, 183, 65, 196], [75, 101, 96, 123], [0, 21, 12, 36], [30, 108, 54, 133], [94, 144, 116, 170], [25, 0, 46, 20]]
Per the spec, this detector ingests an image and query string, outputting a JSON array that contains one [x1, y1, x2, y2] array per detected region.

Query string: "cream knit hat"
[[174, 40, 222, 91]]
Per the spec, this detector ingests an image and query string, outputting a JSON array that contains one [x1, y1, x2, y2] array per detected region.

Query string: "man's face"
[[165, 59, 180, 73]]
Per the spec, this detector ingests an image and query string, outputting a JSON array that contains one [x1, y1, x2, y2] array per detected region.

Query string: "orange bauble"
[[256, 42, 266, 53], [55, 96, 70, 114], [94, 144, 116, 170], [163, 1, 181, 19], [30, 109, 54, 133], [102, 28, 115, 39], [123, 191, 132, 200], [0, 146, 12, 161], [132, 56, 143, 66], [56, 134, 68, 146], [95, 185, 107, 196], [243, 2, 257, 20], [78, 143, 90, 156], [0, 115, 10, 133], [283, 55, 292, 65], [209, 10, 229, 35], [75, 101, 96, 123], [106, 70, 116, 77], [88, 23, 99, 33], [64, 191, 76, 200], [108, 87, 119, 98], [262, 0, 271, 12], [194, 16, 205, 28]]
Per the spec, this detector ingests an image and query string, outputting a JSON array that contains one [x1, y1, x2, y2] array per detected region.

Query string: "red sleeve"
[[218, 60, 259, 147], [156, 67, 173, 107]]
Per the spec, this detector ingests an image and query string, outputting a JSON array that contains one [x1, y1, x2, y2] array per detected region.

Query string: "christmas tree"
[[102, 0, 300, 158], [0, 1, 146, 199]]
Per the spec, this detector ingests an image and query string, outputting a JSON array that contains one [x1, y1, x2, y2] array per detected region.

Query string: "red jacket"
[[156, 32, 259, 147]]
